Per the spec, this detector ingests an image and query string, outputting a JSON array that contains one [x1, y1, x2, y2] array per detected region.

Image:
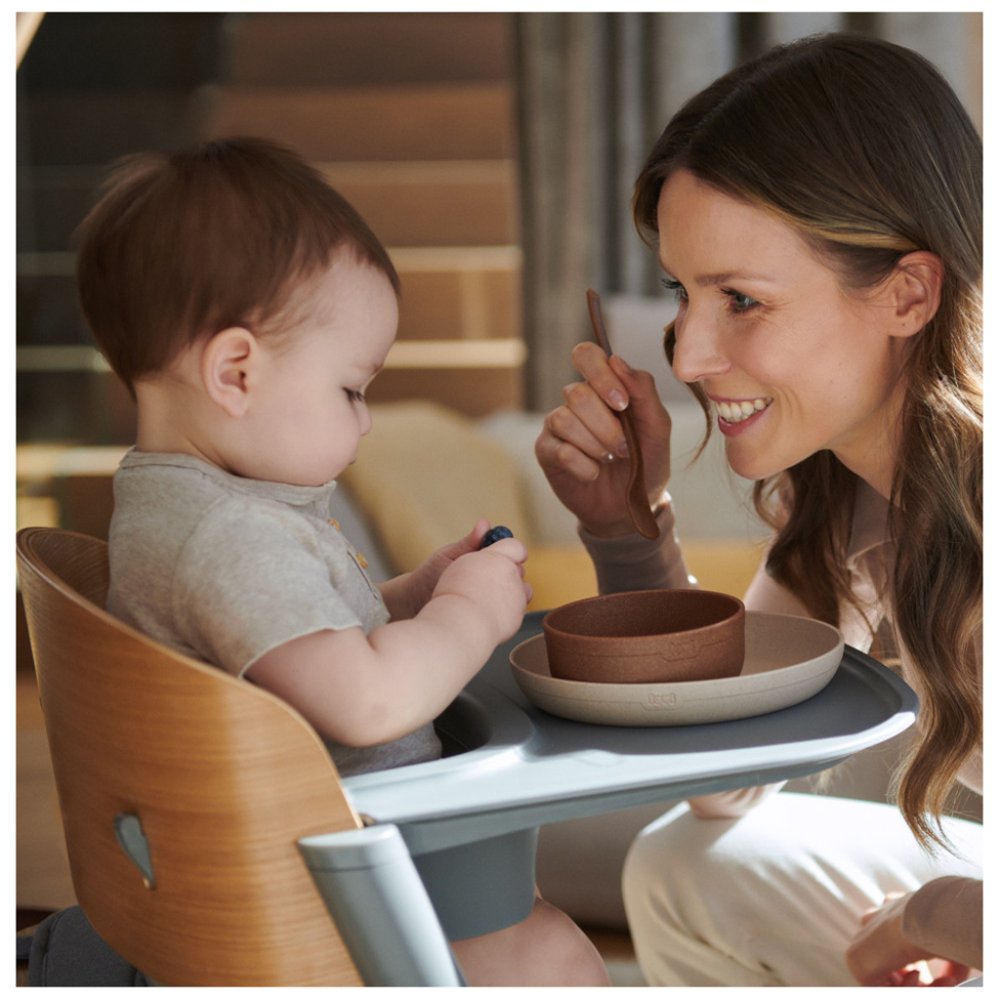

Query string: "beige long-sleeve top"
[[579, 481, 982, 817]]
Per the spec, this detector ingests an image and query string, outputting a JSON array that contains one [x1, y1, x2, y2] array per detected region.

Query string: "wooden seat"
[[16, 526, 370, 985]]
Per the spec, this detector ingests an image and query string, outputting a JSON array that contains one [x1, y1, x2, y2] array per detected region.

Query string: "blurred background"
[[16, 10, 982, 445], [15, 10, 984, 973], [14, 6, 984, 588]]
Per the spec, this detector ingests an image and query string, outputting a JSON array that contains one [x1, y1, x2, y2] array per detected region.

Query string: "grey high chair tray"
[[344, 611, 918, 856]]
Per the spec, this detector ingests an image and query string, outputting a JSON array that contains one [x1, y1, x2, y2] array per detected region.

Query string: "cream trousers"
[[622, 792, 982, 987]]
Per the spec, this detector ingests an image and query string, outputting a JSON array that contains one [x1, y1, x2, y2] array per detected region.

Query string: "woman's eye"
[[660, 277, 688, 302], [724, 289, 759, 313]]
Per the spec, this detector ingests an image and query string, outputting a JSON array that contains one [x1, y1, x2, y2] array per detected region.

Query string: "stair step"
[[19, 246, 521, 346], [321, 160, 517, 247], [367, 366, 523, 417], [221, 11, 512, 88], [394, 246, 521, 342], [18, 165, 103, 253], [17, 90, 201, 166], [193, 82, 515, 161], [19, 158, 518, 253], [17, 351, 523, 440], [17, 272, 88, 348], [17, 12, 226, 92]]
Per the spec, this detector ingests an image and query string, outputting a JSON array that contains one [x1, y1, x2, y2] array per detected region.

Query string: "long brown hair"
[[633, 34, 982, 848]]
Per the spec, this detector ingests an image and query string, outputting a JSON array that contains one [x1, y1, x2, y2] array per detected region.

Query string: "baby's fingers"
[[483, 535, 528, 566]]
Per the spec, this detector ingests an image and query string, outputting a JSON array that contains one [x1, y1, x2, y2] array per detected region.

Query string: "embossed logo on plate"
[[644, 691, 678, 709]]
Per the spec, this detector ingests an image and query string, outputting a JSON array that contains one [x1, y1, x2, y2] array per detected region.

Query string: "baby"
[[73, 136, 607, 986]]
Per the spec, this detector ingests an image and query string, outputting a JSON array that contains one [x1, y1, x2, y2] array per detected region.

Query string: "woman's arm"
[[903, 877, 982, 970]]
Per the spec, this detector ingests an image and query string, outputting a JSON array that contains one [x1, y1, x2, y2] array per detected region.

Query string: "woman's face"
[[656, 170, 910, 488]]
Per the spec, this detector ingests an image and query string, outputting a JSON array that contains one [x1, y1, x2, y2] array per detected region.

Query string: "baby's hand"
[[399, 521, 521, 617], [433, 536, 531, 642], [388, 519, 487, 619], [479, 524, 514, 547]]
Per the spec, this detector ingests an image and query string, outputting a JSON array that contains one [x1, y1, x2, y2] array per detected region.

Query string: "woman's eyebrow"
[[693, 270, 776, 286], [659, 260, 776, 286]]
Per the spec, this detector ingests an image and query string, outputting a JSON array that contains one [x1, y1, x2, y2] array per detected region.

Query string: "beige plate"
[[510, 611, 844, 726]]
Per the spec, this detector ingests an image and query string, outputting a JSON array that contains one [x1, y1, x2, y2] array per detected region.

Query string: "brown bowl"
[[542, 589, 745, 684]]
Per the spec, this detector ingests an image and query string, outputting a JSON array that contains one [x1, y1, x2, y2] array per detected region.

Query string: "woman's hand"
[[845, 881, 980, 986], [846, 892, 933, 985], [534, 344, 672, 537]]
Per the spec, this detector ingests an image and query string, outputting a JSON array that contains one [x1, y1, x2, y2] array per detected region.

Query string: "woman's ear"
[[200, 327, 258, 417], [886, 250, 944, 338]]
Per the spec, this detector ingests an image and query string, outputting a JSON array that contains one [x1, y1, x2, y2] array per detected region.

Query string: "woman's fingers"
[[571, 341, 631, 413], [536, 412, 608, 483], [534, 339, 672, 536], [611, 355, 669, 427], [539, 344, 672, 492], [559, 381, 629, 457]]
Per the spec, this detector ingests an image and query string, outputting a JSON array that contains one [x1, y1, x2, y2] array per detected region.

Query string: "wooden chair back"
[[16, 526, 365, 986]]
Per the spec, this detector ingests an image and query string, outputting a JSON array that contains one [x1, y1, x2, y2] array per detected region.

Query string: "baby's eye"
[[345, 388, 366, 404], [660, 277, 688, 303]]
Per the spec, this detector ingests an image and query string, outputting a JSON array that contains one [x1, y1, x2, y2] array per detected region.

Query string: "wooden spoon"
[[586, 288, 660, 539]]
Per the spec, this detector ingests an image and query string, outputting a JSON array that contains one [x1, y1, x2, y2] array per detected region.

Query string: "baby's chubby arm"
[[246, 534, 531, 748]]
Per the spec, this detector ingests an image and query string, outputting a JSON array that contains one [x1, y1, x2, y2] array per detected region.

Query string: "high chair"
[[16, 526, 463, 986], [17, 525, 921, 986]]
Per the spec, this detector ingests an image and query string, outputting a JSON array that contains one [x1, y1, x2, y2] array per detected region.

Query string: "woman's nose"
[[671, 314, 731, 384]]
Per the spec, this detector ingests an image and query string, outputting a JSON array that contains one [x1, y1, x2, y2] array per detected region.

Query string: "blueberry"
[[479, 525, 514, 548]]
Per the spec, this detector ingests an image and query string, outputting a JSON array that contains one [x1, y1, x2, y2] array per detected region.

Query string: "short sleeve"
[[172, 500, 369, 676]]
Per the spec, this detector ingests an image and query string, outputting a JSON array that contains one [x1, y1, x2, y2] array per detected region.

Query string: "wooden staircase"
[[17, 11, 525, 452], [196, 12, 524, 416]]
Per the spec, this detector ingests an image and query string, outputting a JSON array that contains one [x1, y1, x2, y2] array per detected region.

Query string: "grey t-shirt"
[[107, 449, 441, 776]]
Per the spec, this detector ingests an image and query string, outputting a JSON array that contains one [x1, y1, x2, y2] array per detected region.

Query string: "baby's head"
[[75, 136, 400, 399], [75, 137, 401, 486]]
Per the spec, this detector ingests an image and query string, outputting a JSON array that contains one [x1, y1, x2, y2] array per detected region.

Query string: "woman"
[[534, 33, 982, 987]]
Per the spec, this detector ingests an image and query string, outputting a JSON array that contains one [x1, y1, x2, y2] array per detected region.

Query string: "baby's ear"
[[201, 327, 257, 417]]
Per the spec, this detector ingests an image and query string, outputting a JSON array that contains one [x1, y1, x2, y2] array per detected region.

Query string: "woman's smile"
[[711, 395, 773, 432]]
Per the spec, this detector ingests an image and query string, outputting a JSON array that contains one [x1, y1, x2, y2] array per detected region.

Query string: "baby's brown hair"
[[75, 136, 400, 397]]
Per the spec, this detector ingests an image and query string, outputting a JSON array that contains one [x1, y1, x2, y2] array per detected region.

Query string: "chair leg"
[[299, 824, 464, 987]]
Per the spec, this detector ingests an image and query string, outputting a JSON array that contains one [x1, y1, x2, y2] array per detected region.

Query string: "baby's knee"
[[525, 898, 610, 986], [452, 897, 610, 986]]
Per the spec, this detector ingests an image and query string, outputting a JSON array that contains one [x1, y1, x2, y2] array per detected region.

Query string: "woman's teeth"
[[717, 398, 770, 424]]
